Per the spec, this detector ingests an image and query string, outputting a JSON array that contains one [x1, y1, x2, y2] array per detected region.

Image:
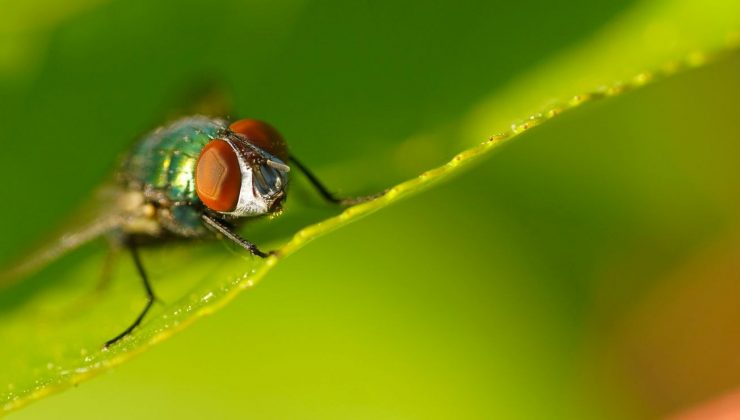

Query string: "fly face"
[[195, 119, 290, 218]]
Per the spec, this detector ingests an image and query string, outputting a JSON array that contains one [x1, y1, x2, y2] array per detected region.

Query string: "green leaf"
[[1, 0, 739, 414]]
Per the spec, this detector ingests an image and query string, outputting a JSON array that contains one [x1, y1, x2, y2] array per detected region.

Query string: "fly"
[[1, 115, 382, 347]]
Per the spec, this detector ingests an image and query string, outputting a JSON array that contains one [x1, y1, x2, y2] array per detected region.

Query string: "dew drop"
[[686, 51, 707, 67], [633, 72, 652, 86], [569, 94, 589, 106]]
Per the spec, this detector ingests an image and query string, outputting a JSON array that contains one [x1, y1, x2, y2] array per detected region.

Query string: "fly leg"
[[289, 156, 387, 206], [104, 239, 156, 348], [94, 244, 120, 294], [201, 214, 273, 258], [61, 245, 121, 320]]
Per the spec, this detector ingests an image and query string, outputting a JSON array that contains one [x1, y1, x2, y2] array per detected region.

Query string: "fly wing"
[[0, 183, 132, 288], [0, 82, 232, 288]]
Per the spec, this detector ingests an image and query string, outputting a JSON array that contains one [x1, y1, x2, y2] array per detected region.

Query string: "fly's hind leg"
[[61, 242, 121, 320], [94, 240, 121, 294], [104, 239, 157, 348], [289, 156, 387, 206]]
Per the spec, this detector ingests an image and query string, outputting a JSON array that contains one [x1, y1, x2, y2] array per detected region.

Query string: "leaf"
[[1, 0, 739, 414]]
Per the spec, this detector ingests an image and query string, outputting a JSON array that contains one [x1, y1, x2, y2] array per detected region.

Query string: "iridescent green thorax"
[[120, 116, 227, 236], [122, 116, 226, 203]]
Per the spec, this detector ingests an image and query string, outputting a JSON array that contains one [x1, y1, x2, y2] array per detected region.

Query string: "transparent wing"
[[0, 81, 233, 288], [0, 183, 131, 288]]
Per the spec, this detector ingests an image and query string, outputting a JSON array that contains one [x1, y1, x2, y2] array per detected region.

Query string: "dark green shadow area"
[[0, 0, 634, 265]]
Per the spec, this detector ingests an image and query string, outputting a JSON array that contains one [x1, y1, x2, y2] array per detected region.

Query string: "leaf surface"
[[1, 0, 739, 413]]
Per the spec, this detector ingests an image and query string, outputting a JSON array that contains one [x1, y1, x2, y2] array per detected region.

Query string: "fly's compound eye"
[[229, 119, 289, 161], [195, 139, 242, 212]]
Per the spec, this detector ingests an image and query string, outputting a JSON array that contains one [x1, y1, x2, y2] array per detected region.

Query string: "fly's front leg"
[[201, 214, 275, 258], [104, 239, 157, 348], [289, 156, 387, 206]]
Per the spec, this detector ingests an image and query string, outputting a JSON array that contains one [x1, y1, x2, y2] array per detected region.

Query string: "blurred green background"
[[2, 0, 740, 418]]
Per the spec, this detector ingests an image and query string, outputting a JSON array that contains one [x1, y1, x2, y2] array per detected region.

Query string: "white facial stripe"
[[220, 139, 288, 217], [222, 140, 268, 217]]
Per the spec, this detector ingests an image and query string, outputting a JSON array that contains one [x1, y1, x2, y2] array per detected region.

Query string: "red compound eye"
[[229, 119, 289, 161], [195, 139, 241, 212]]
